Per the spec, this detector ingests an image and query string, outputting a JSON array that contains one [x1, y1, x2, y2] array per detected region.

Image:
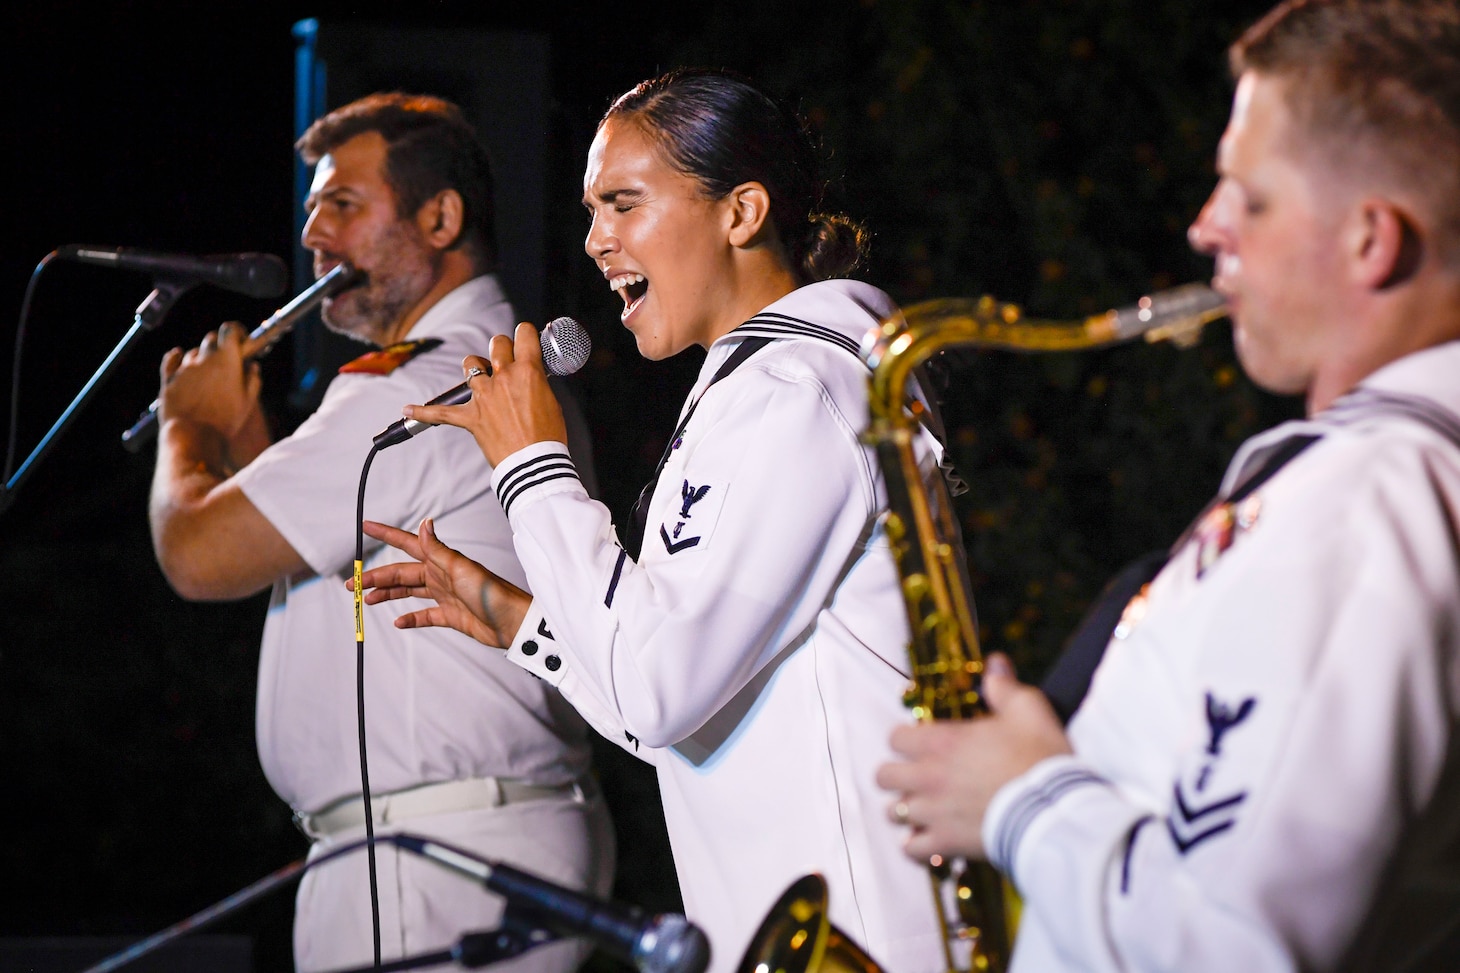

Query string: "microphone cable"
[[354, 442, 385, 970], [345, 317, 590, 969]]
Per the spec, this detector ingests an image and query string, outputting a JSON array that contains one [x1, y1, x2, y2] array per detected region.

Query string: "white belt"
[[294, 775, 591, 840]]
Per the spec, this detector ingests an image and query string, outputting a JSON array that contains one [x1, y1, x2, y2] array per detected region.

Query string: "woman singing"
[[360, 69, 948, 973]]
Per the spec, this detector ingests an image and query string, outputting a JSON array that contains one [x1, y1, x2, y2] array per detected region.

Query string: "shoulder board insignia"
[[339, 337, 444, 376]]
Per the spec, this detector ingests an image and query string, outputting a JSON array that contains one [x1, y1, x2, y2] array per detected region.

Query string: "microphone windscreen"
[[541, 316, 591, 376], [636, 914, 711, 973], [227, 253, 289, 299]]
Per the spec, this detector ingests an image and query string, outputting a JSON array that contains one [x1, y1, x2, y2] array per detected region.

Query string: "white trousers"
[[293, 791, 616, 973]]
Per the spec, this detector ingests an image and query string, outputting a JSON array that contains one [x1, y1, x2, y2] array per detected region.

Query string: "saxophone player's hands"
[[877, 653, 1072, 860]]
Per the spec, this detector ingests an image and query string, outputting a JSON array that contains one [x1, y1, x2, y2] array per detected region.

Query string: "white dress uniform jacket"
[[985, 341, 1460, 972], [232, 275, 609, 972], [498, 279, 948, 973]]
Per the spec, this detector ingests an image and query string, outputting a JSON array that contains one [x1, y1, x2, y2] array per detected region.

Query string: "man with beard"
[[148, 93, 612, 973], [878, 1, 1460, 970]]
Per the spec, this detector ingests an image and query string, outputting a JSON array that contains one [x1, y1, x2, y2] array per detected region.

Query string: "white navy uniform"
[[232, 274, 613, 973], [984, 341, 1460, 971], [498, 279, 948, 973]]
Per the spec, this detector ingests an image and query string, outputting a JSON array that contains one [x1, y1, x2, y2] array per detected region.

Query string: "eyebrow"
[[304, 185, 360, 210], [584, 187, 647, 207]]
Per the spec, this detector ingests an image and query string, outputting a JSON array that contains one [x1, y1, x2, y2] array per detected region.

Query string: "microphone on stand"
[[56, 244, 289, 299], [373, 315, 591, 450], [391, 833, 711, 973]]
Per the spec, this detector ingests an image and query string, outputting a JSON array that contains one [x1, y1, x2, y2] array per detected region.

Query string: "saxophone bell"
[[736, 875, 879, 973]]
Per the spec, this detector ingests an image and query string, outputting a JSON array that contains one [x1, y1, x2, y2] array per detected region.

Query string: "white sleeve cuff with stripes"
[[983, 754, 1112, 875], [491, 441, 586, 520]]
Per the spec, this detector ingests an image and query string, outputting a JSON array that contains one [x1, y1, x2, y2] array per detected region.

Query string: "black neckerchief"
[[621, 336, 773, 560]]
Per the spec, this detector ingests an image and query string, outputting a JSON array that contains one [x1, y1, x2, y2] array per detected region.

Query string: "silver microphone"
[[373, 315, 590, 450]]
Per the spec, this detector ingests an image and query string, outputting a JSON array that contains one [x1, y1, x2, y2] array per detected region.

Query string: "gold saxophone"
[[735, 284, 1228, 973]]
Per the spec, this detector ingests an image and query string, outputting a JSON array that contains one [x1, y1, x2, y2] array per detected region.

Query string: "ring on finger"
[[893, 800, 911, 826], [466, 366, 486, 379]]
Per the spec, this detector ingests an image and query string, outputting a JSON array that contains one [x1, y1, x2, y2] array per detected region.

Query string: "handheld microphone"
[[391, 833, 710, 973], [57, 244, 289, 299], [373, 315, 590, 450]]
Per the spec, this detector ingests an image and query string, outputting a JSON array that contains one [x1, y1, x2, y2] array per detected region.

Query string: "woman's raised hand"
[[402, 322, 569, 467], [351, 518, 530, 648]]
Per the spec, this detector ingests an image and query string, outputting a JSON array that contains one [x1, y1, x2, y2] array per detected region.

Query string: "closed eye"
[[308, 191, 359, 217], [599, 189, 646, 212]]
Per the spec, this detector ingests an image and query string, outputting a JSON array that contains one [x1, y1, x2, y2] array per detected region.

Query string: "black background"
[[3, 2, 1289, 970]]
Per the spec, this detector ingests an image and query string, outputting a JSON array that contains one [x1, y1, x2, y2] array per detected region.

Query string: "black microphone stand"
[[79, 854, 308, 973], [78, 835, 380, 973], [0, 278, 192, 515], [319, 906, 563, 973], [77, 833, 577, 973]]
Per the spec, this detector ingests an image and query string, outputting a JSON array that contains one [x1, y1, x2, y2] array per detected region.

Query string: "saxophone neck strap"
[[1041, 431, 1323, 724]]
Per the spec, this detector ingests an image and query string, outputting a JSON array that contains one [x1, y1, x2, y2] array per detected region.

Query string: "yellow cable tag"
[[354, 559, 365, 643]]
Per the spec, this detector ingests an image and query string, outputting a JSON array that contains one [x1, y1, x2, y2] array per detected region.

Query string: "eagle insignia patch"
[[1166, 691, 1257, 855], [659, 478, 725, 555]]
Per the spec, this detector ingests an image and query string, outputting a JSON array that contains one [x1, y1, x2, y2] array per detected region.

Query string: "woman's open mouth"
[[610, 272, 649, 322]]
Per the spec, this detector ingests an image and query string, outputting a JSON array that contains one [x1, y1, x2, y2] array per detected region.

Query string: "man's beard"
[[321, 221, 435, 346]]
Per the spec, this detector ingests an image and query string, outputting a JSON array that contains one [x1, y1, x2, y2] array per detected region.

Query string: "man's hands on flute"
[[159, 320, 271, 470], [352, 518, 531, 649]]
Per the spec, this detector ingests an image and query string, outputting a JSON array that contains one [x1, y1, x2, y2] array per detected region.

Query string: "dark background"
[[3, 1, 1294, 970]]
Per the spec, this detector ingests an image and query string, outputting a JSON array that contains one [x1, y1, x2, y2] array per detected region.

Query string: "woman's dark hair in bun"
[[605, 68, 868, 282]]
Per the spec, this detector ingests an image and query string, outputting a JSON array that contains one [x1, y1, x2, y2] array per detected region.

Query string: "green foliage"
[[662, 0, 1301, 676]]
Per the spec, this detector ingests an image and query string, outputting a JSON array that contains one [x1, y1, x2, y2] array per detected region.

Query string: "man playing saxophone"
[[877, 1, 1460, 969]]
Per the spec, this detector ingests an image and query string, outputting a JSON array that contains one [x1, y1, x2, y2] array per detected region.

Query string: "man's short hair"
[[1232, 0, 1460, 255], [297, 93, 498, 271]]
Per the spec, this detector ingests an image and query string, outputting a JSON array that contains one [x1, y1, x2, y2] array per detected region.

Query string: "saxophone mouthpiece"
[[1103, 283, 1229, 346]]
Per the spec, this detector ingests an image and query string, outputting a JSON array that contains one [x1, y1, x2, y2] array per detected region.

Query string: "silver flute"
[[121, 262, 363, 451]]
